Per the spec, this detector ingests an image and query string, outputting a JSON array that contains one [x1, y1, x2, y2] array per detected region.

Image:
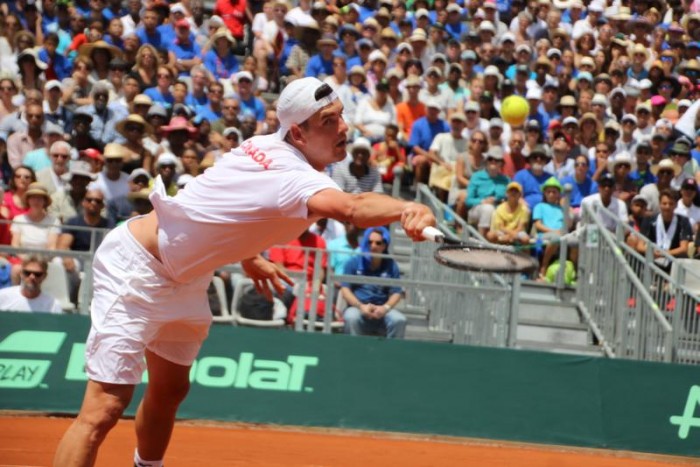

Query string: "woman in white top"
[[10, 182, 60, 283], [353, 81, 396, 143]]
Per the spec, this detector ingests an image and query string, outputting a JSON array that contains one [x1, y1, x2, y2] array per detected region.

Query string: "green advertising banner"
[[0, 312, 698, 457]]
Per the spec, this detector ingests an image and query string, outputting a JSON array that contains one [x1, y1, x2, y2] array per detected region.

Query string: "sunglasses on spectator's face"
[[658, 170, 674, 176], [575, 162, 588, 167], [125, 125, 144, 133], [84, 197, 104, 205], [22, 270, 45, 278]]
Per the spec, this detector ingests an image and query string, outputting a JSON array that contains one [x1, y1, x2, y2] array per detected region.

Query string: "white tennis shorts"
[[85, 220, 213, 385]]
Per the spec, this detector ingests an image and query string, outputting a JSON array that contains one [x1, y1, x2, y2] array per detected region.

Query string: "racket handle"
[[421, 226, 445, 243]]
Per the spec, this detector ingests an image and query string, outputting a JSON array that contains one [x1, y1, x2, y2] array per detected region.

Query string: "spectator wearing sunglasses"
[[58, 187, 111, 304], [0, 256, 62, 313]]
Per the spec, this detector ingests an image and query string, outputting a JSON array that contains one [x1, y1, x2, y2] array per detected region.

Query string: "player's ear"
[[288, 124, 305, 145]]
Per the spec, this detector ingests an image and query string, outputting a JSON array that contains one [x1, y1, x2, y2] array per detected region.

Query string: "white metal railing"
[[576, 203, 700, 364]]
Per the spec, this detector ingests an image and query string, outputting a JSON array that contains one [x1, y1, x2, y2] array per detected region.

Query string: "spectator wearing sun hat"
[[641, 159, 682, 215], [668, 138, 700, 191], [49, 161, 98, 223], [514, 144, 554, 210], [92, 143, 130, 203], [304, 33, 337, 80]]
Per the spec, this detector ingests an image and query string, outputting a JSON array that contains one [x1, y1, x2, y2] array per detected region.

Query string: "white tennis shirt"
[[150, 135, 340, 283]]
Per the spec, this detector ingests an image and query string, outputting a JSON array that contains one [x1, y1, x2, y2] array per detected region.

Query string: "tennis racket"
[[421, 226, 540, 274]]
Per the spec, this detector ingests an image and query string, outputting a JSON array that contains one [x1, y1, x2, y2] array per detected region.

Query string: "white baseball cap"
[[45, 79, 62, 91], [234, 71, 254, 83], [526, 88, 542, 100], [277, 77, 339, 139]]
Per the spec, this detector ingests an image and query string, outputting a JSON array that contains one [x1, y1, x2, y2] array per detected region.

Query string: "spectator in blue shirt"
[[533, 176, 566, 276], [144, 65, 175, 111], [202, 27, 240, 81], [185, 65, 210, 113], [102, 0, 127, 22], [195, 81, 224, 122], [630, 141, 656, 190], [305, 34, 337, 79], [336, 24, 360, 68], [38, 33, 72, 81], [444, 4, 467, 40], [341, 227, 407, 339], [135, 8, 164, 50], [234, 71, 266, 133], [170, 19, 202, 77], [408, 99, 450, 187], [560, 154, 598, 210], [514, 145, 554, 210], [691, 130, 700, 167]]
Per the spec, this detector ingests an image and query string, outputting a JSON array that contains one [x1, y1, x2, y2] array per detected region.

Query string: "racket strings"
[[435, 246, 538, 274]]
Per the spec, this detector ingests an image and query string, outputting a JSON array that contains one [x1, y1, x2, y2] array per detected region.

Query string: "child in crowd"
[[486, 182, 530, 245], [532, 177, 566, 277]]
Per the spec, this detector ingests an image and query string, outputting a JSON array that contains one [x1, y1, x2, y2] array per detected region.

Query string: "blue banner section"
[[0, 312, 698, 457]]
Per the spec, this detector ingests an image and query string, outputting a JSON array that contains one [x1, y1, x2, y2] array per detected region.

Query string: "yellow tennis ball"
[[500, 95, 530, 127]]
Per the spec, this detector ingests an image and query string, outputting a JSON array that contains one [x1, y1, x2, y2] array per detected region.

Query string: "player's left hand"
[[401, 202, 436, 242], [242, 255, 294, 301]]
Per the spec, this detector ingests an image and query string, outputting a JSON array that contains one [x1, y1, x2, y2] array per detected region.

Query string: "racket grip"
[[421, 226, 445, 243]]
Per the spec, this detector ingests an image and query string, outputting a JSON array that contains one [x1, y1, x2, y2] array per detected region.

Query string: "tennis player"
[[54, 77, 436, 467]]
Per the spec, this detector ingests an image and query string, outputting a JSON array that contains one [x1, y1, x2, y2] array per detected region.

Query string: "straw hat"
[[206, 27, 237, 50], [78, 40, 123, 61], [630, 43, 649, 60], [103, 143, 128, 160], [650, 158, 682, 176], [23, 182, 51, 206], [116, 114, 153, 138]]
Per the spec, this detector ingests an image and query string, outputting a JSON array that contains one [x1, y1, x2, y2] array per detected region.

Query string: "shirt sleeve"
[[278, 168, 341, 219]]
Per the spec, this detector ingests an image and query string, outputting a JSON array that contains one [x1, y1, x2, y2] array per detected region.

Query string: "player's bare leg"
[[53, 380, 135, 467], [134, 349, 191, 462]]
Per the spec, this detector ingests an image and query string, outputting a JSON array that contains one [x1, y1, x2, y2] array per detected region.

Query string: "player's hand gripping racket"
[[421, 226, 539, 274]]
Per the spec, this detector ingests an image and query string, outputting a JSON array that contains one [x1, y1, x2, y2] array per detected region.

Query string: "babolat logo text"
[[189, 354, 319, 392], [65, 343, 319, 392], [0, 331, 66, 389]]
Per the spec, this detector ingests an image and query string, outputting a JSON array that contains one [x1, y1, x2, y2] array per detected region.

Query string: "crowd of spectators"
[[3, 0, 700, 319]]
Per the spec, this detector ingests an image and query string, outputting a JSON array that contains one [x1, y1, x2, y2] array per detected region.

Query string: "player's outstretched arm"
[[307, 189, 436, 241]]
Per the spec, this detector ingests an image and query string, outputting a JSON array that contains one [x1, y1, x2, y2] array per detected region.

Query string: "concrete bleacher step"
[[516, 320, 590, 347], [518, 301, 582, 326], [516, 339, 605, 357], [391, 245, 413, 256], [405, 325, 453, 343]]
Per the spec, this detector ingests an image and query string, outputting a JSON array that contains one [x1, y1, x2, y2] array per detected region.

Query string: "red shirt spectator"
[[268, 230, 327, 283], [214, 0, 247, 41]]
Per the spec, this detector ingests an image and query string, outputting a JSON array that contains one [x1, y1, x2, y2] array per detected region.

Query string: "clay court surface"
[[1, 415, 698, 466]]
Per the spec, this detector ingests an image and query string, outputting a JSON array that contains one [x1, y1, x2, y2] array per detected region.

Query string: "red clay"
[[0, 415, 695, 467]]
